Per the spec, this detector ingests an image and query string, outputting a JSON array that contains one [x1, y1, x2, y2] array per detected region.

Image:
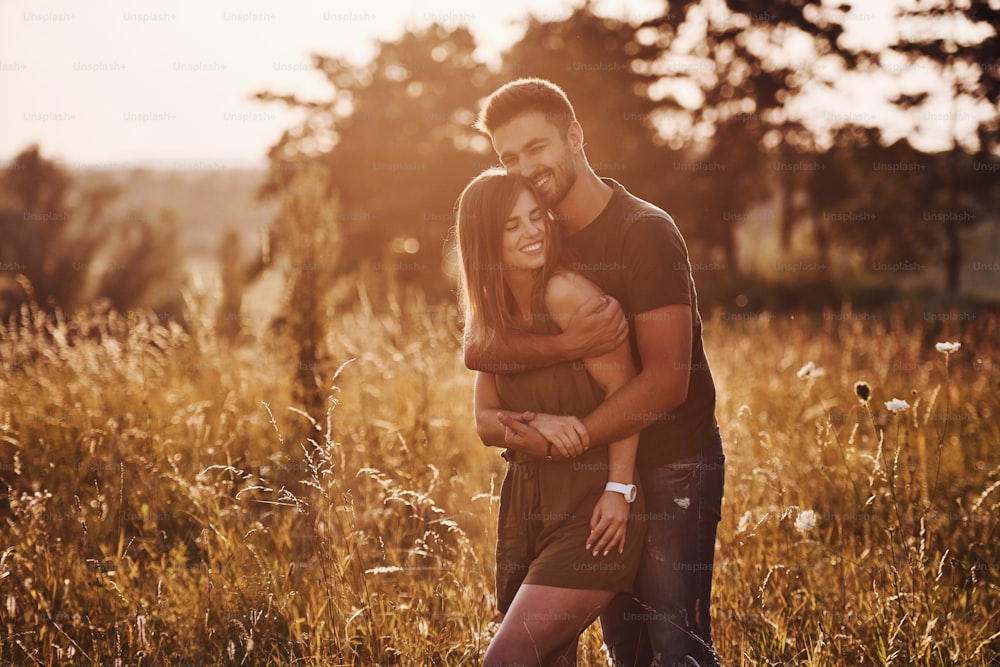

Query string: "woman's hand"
[[586, 491, 629, 556], [528, 413, 590, 459]]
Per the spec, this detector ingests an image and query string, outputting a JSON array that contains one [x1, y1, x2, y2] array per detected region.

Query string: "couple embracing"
[[454, 79, 725, 667]]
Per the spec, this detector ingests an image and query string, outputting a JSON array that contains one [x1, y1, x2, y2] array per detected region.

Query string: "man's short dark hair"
[[475, 78, 577, 137]]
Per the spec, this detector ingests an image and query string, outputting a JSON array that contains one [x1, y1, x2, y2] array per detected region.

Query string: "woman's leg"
[[544, 639, 580, 667], [484, 584, 615, 667]]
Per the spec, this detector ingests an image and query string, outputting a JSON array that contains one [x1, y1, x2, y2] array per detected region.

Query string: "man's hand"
[[562, 295, 628, 359], [497, 411, 550, 458]]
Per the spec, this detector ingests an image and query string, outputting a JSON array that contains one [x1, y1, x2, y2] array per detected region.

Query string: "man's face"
[[492, 112, 578, 208]]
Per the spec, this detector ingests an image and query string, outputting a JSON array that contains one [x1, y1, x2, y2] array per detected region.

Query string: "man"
[[465, 78, 725, 667]]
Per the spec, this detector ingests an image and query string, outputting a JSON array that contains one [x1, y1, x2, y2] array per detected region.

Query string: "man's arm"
[[580, 304, 692, 445], [498, 303, 692, 446], [463, 294, 627, 373]]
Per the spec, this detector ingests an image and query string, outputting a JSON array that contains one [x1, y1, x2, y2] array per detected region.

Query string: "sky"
[[0, 0, 662, 169], [0, 0, 985, 169]]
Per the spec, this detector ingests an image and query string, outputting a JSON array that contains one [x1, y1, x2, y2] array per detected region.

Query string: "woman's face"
[[500, 187, 547, 271]]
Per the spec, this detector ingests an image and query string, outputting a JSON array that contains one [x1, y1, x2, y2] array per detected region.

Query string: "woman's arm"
[[544, 272, 639, 555], [473, 371, 589, 459]]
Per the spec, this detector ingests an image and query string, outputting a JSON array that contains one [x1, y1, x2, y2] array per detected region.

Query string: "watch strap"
[[605, 482, 636, 503]]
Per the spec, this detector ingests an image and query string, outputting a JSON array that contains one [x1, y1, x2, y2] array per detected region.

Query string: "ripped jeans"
[[600, 428, 725, 667]]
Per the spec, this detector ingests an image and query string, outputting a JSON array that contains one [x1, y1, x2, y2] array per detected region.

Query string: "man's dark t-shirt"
[[561, 179, 718, 467]]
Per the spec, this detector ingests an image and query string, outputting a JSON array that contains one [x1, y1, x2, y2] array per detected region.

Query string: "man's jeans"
[[601, 428, 725, 667]]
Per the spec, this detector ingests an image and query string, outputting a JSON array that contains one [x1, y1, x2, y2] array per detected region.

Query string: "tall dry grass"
[[1, 293, 998, 665]]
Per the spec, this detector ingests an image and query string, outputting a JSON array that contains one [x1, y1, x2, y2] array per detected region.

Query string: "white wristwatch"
[[605, 482, 637, 503]]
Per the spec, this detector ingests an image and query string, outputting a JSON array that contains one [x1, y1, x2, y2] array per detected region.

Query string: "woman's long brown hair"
[[454, 168, 562, 350]]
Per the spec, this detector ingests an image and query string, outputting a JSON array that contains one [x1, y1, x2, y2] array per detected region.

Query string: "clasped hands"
[[497, 410, 590, 460]]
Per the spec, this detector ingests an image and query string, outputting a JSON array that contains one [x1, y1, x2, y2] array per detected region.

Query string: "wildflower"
[[737, 510, 753, 533], [794, 509, 818, 533], [884, 398, 910, 413], [797, 361, 825, 379], [935, 341, 961, 355], [854, 381, 871, 402]]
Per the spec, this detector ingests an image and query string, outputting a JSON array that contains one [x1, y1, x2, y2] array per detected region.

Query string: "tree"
[[273, 165, 342, 423], [95, 208, 186, 323], [638, 0, 867, 267], [635, 0, 1000, 294], [256, 24, 501, 301], [0, 145, 187, 323], [1, 144, 84, 315], [887, 0, 1000, 292], [801, 126, 939, 274], [215, 227, 245, 343]]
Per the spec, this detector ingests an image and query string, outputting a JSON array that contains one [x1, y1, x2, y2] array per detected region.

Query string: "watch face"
[[626, 485, 636, 502]]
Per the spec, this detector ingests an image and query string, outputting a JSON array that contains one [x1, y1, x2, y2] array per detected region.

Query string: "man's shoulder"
[[605, 179, 676, 228]]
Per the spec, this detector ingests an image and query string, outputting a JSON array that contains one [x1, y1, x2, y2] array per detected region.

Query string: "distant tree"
[[801, 126, 939, 273], [0, 144, 187, 322], [1, 144, 84, 314], [637, 0, 1000, 293], [274, 165, 342, 423], [887, 0, 1000, 292], [638, 1, 867, 266], [215, 227, 245, 343], [256, 24, 501, 300], [96, 208, 186, 323]]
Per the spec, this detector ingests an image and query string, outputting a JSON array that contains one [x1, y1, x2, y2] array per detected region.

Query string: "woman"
[[455, 168, 644, 666]]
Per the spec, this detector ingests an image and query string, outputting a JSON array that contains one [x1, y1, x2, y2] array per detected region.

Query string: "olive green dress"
[[492, 297, 645, 614]]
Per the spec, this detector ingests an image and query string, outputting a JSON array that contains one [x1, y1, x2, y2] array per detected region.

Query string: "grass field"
[[1, 288, 999, 666]]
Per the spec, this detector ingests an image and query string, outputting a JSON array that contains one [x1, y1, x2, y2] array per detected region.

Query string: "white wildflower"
[[737, 510, 753, 533], [884, 398, 910, 413], [136, 614, 147, 649], [797, 361, 825, 379], [794, 509, 818, 533], [935, 341, 961, 354]]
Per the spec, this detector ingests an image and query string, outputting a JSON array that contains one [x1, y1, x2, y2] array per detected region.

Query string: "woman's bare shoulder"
[[544, 270, 604, 321]]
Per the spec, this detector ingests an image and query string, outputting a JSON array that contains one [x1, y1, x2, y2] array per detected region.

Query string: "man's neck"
[[555, 168, 613, 234]]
